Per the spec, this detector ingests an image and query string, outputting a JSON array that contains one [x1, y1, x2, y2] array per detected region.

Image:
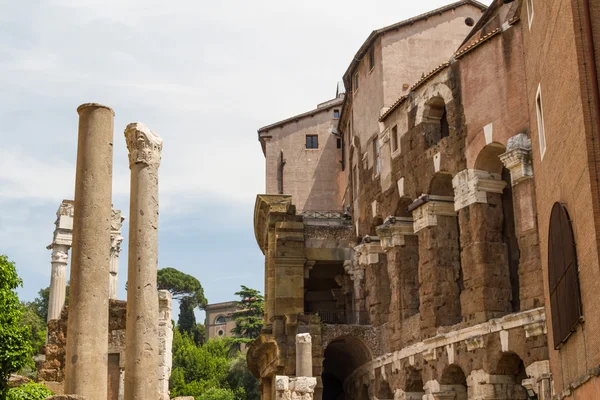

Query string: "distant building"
[[204, 301, 239, 340]]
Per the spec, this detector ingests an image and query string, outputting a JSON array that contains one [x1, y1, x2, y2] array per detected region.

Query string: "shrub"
[[7, 382, 53, 400]]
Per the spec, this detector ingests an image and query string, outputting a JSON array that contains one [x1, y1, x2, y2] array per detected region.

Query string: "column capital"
[[452, 169, 507, 211], [354, 240, 384, 267], [499, 133, 533, 186], [376, 216, 415, 250], [110, 209, 125, 253], [125, 122, 163, 167], [410, 195, 456, 233], [344, 260, 364, 281], [50, 244, 69, 264]]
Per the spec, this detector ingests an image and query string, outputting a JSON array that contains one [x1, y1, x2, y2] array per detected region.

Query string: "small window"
[[536, 85, 546, 159], [527, 0, 534, 27], [306, 135, 319, 149], [391, 126, 399, 153], [353, 73, 359, 92], [215, 316, 226, 325], [374, 139, 381, 175], [337, 138, 342, 149], [218, 329, 225, 337], [465, 17, 475, 27], [369, 47, 375, 70], [333, 109, 340, 119]]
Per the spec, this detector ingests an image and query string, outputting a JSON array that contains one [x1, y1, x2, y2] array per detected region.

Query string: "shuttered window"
[[548, 203, 582, 349]]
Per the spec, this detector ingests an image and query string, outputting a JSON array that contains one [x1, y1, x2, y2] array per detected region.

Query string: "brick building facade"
[[250, 1, 600, 399]]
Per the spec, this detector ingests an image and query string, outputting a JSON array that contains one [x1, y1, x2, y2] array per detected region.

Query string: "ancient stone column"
[[47, 200, 74, 323], [47, 244, 70, 321], [109, 209, 124, 300], [65, 103, 115, 400], [296, 333, 312, 377], [158, 290, 173, 400], [124, 122, 163, 400]]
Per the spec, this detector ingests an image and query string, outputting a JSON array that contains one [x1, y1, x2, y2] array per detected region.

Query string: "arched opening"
[[440, 364, 467, 400], [422, 96, 450, 149], [322, 336, 371, 400], [495, 353, 528, 399], [475, 144, 521, 312], [405, 367, 425, 397], [429, 172, 454, 197], [370, 216, 384, 236], [375, 376, 394, 400]]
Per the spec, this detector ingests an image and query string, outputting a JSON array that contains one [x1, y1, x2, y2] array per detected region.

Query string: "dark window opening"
[[548, 203, 582, 349], [465, 17, 475, 27], [353, 73, 359, 91], [336, 138, 342, 149], [369, 46, 375, 70], [502, 168, 521, 312], [391, 125, 399, 152], [333, 109, 340, 119], [441, 106, 449, 139], [306, 135, 318, 149]]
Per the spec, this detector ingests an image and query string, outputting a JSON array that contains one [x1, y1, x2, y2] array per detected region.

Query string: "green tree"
[[157, 267, 207, 336], [231, 286, 264, 341], [0, 255, 32, 396], [197, 388, 236, 400], [19, 302, 47, 372], [226, 353, 260, 400], [29, 284, 70, 323]]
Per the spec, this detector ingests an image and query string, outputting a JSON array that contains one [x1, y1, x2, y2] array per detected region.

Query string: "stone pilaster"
[[467, 370, 527, 400], [452, 169, 507, 211], [124, 122, 163, 400], [65, 103, 114, 400], [453, 169, 512, 323], [523, 361, 551, 400], [158, 290, 173, 400], [47, 200, 74, 323], [411, 195, 462, 337], [499, 133, 533, 186], [109, 209, 124, 300], [273, 221, 306, 317], [411, 195, 456, 233], [344, 259, 367, 325]]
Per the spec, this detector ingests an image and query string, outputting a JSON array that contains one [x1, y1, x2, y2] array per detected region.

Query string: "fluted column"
[[109, 209, 124, 300], [47, 244, 70, 321], [65, 103, 115, 400], [124, 122, 163, 400]]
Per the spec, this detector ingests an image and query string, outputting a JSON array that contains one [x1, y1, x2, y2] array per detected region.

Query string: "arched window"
[[548, 203, 582, 349], [422, 97, 450, 148], [215, 315, 227, 325]]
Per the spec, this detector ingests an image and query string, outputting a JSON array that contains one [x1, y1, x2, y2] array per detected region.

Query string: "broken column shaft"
[[296, 333, 313, 377], [64, 103, 115, 400], [124, 122, 163, 400]]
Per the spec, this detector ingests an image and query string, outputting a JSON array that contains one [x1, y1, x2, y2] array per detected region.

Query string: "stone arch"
[[485, 353, 528, 399], [474, 142, 506, 174], [374, 377, 394, 400], [415, 82, 454, 126], [439, 364, 468, 400], [322, 335, 372, 400]]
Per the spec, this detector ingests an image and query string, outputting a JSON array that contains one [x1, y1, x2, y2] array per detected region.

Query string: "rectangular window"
[[527, 0, 534, 27], [353, 73, 359, 92], [536, 85, 546, 159], [369, 47, 375, 70], [306, 135, 318, 149], [353, 166, 358, 198], [337, 138, 342, 149], [391, 125, 399, 153], [333, 109, 340, 119], [374, 139, 381, 175]]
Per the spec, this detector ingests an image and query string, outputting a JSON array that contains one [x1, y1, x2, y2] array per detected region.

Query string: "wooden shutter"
[[548, 202, 582, 349]]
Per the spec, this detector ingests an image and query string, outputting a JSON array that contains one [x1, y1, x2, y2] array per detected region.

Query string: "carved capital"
[[354, 241, 383, 267], [500, 134, 533, 186], [344, 260, 364, 281], [411, 195, 456, 233], [452, 169, 507, 211], [376, 216, 415, 250], [50, 245, 69, 264], [124, 122, 163, 167]]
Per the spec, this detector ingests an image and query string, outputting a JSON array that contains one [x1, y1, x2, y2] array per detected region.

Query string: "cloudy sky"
[[0, 0, 491, 320]]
